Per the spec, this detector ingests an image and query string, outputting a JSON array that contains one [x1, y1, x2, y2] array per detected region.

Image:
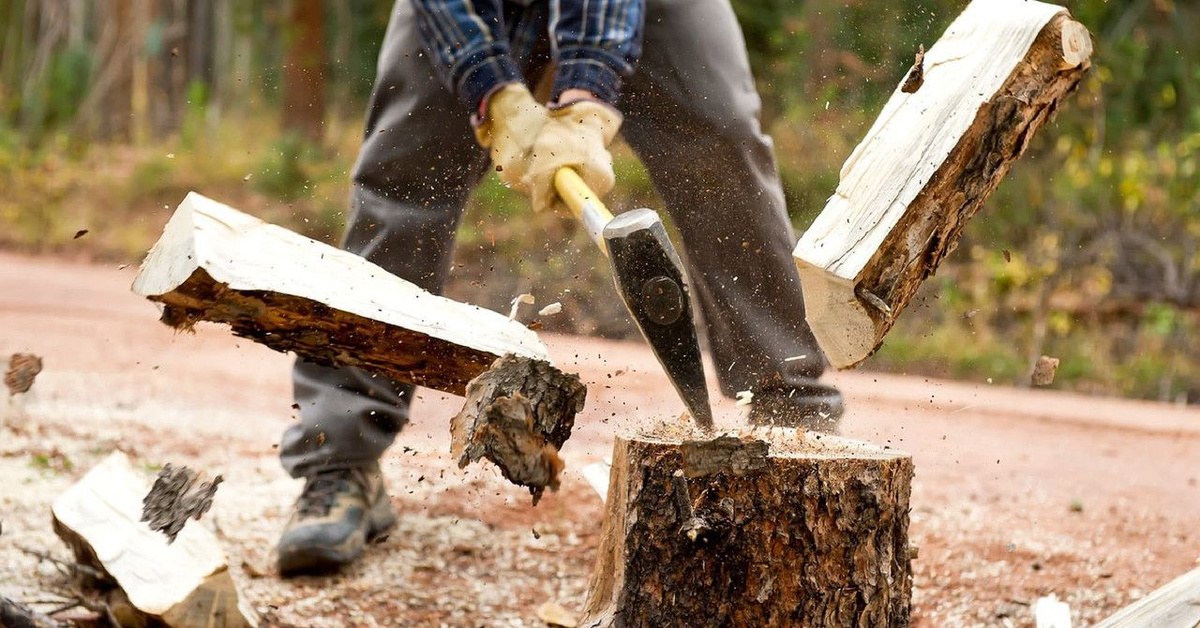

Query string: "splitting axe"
[[553, 168, 713, 429]]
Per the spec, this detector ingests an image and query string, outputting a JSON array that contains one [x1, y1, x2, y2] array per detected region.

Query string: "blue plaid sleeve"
[[412, 0, 522, 110], [412, 0, 645, 109], [550, 0, 644, 104]]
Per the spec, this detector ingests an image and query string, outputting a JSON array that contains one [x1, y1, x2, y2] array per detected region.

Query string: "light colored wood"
[[51, 451, 257, 627], [133, 192, 549, 394], [1095, 567, 1200, 628], [581, 426, 913, 627], [794, 0, 1092, 369]]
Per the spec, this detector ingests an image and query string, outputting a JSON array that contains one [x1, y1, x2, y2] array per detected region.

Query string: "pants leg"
[[621, 0, 825, 397], [280, 0, 489, 478]]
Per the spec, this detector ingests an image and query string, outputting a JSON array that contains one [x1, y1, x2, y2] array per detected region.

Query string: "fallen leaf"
[[1003, 249, 1012, 263], [73, 229, 89, 239]]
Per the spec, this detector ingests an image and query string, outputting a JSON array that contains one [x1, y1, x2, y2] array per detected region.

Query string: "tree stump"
[[581, 426, 913, 627]]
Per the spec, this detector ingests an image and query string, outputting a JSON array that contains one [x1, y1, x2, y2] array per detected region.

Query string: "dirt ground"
[[1, 251, 1198, 627]]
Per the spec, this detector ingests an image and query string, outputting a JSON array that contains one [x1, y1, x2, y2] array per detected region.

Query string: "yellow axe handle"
[[554, 168, 614, 253]]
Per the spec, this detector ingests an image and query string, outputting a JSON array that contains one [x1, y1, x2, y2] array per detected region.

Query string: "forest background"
[[1, 0, 1196, 404]]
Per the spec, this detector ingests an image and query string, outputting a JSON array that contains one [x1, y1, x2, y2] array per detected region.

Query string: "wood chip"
[[5, 353, 43, 396], [901, 44, 925, 93], [538, 302, 563, 316], [680, 435, 769, 478], [1031, 356, 1060, 387], [509, 293, 535, 319], [735, 390, 754, 407]]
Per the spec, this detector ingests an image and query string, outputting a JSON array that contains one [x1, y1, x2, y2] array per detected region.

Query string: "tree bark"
[[793, 0, 1093, 369], [451, 354, 587, 504], [582, 427, 913, 627]]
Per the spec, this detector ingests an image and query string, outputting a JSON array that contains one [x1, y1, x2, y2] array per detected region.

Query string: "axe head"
[[603, 209, 712, 428]]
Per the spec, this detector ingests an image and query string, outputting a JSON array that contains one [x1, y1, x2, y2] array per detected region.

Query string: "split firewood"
[[581, 426, 913, 627], [794, 0, 1092, 369], [132, 192, 549, 395], [450, 355, 586, 504], [141, 463, 224, 543], [5, 353, 42, 396], [52, 452, 256, 627]]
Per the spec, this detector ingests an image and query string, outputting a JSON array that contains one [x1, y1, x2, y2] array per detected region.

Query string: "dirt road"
[[1, 251, 1197, 627]]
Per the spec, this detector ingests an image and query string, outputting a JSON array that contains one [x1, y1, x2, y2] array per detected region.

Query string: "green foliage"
[[254, 133, 317, 201]]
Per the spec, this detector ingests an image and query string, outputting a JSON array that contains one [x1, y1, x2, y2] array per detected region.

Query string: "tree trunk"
[[582, 428, 914, 627], [282, 0, 325, 143], [793, 0, 1093, 369]]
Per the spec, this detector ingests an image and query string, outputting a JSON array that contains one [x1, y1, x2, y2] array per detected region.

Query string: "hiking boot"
[[748, 379, 845, 433], [276, 463, 397, 577]]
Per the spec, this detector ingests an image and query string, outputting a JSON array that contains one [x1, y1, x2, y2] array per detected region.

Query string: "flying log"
[[794, 0, 1093, 369], [133, 193, 583, 496]]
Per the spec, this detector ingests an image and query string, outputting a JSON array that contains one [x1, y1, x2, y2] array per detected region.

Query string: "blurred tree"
[[282, 0, 326, 143]]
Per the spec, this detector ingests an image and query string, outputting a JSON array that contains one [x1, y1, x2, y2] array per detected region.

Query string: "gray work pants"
[[280, 0, 824, 477]]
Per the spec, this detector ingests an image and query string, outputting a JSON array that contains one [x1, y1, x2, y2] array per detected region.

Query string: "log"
[[793, 0, 1092, 369], [132, 192, 549, 395], [581, 426, 913, 627], [51, 452, 257, 628], [1094, 566, 1200, 628]]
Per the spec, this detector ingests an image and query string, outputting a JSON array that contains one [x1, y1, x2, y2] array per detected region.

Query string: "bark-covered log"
[[582, 427, 913, 627], [451, 355, 587, 504], [132, 192, 549, 395], [51, 452, 256, 627], [794, 0, 1092, 369]]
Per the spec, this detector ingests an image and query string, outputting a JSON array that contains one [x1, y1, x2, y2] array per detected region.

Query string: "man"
[[275, 0, 844, 576]]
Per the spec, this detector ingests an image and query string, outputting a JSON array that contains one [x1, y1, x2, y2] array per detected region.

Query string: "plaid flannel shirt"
[[412, 0, 644, 110]]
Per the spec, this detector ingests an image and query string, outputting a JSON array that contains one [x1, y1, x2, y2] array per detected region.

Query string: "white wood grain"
[[797, 0, 1064, 279], [133, 192, 548, 362]]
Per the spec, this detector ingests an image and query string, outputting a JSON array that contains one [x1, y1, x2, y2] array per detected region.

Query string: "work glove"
[[473, 83, 548, 193], [522, 100, 622, 214]]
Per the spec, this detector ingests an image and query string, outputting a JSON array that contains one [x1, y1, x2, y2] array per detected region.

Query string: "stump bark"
[[582, 427, 913, 627]]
